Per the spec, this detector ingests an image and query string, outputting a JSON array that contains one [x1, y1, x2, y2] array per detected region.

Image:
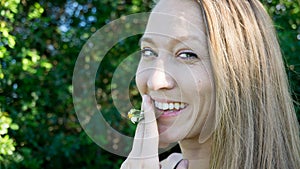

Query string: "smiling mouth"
[[154, 100, 187, 117]]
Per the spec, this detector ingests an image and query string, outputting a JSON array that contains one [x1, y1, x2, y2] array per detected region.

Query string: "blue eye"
[[141, 48, 157, 57], [177, 50, 198, 59]]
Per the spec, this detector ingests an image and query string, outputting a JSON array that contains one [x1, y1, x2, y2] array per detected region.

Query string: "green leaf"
[[7, 35, 15, 48], [10, 124, 19, 130]]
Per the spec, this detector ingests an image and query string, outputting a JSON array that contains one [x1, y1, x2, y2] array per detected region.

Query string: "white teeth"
[[154, 101, 186, 110], [155, 102, 158, 107], [174, 103, 180, 110], [169, 103, 174, 109], [157, 102, 161, 109], [162, 103, 168, 110], [180, 103, 185, 109]]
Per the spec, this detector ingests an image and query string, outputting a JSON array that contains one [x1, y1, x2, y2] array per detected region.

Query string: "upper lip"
[[150, 96, 185, 104]]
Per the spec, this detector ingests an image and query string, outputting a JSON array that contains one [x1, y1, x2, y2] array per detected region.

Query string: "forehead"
[[143, 0, 206, 43], [153, 0, 201, 17]]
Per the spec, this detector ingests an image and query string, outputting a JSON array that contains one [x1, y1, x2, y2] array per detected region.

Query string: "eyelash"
[[176, 50, 198, 60], [141, 48, 157, 57], [141, 48, 198, 60]]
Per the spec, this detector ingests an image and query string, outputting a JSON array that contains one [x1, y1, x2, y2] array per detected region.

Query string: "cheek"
[[193, 67, 215, 116], [179, 67, 215, 137], [194, 64, 214, 96], [197, 77, 214, 95]]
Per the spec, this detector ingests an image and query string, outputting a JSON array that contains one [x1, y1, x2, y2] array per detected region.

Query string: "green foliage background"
[[0, 0, 299, 168]]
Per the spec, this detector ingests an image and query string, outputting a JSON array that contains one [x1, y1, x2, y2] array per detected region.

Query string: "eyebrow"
[[139, 35, 205, 48], [138, 36, 154, 47]]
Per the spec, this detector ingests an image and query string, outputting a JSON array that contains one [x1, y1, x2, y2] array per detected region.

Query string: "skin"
[[121, 0, 215, 168]]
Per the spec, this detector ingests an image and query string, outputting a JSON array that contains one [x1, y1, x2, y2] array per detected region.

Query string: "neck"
[[179, 136, 212, 169]]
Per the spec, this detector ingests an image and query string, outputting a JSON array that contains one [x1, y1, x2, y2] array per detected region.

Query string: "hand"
[[120, 95, 189, 169], [121, 95, 160, 169]]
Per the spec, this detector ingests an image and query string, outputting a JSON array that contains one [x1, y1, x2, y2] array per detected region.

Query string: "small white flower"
[[130, 116, 138, 124], [127, 108, 144, 124]]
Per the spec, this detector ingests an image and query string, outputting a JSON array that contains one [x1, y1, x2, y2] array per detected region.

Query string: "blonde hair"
[[197, 0, 300, 168]]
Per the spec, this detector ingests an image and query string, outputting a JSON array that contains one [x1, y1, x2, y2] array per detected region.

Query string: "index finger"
[[128, 95, 159, 159]]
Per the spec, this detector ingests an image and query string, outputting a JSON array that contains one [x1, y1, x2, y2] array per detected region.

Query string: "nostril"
[[147, 69, 175, 91]]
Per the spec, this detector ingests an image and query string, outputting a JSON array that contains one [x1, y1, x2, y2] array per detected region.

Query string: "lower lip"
[[157, 109, 184, 118]]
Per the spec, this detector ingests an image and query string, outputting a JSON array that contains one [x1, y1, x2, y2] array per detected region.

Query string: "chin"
[[158, 123, 188, 143], [158, 131, 184, 147]]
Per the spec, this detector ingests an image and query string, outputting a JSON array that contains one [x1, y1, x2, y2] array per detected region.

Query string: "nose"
[[147, 64, 175, 91]]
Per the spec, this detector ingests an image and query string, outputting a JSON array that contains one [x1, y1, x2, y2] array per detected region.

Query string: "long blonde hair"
[[197, 0, 300, 168]]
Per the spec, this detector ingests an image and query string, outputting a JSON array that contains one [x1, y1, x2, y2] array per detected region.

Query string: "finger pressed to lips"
[[128, 95, 159, 159]]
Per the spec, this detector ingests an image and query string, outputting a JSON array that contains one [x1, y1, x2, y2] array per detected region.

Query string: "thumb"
[[176, 159, 189, 169]]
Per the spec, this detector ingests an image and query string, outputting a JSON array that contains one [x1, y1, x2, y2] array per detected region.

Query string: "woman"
[[121, 0, 300, 168]]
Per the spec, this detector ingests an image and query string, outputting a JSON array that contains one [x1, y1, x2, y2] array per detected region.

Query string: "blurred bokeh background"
[[0, 0, 299, 168]]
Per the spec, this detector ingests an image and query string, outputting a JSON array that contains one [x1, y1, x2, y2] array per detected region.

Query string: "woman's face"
[[136, 0, 215, 147]]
